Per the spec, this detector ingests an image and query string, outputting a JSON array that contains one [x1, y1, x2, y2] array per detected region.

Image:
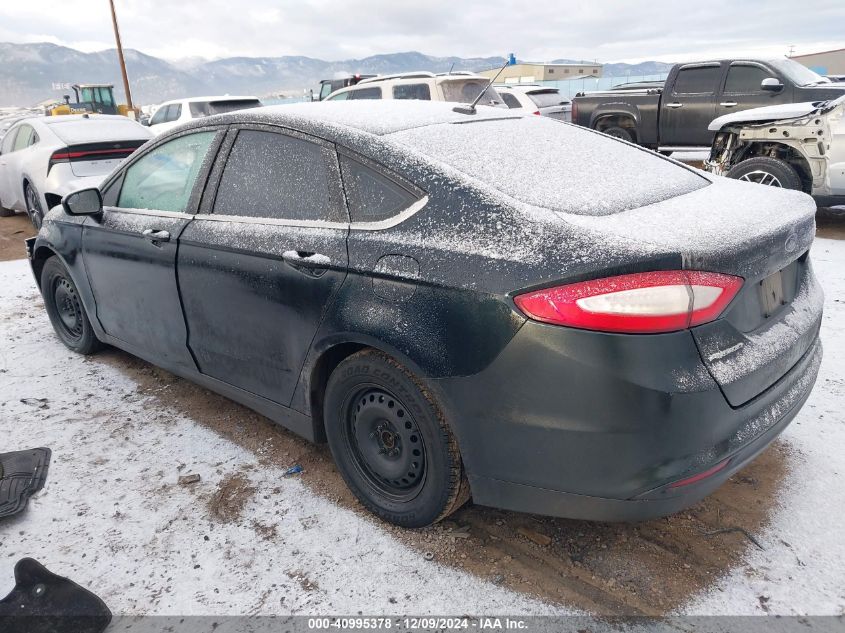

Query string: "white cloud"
[[0, 0, 843, 62]]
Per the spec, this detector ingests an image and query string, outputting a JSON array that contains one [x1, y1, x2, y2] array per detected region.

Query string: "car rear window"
[[189, 99, 261, 118], [347, 87, 382, 100], [527, 90, 567, 108], [46, 118, 150, 144], [440, 80, 502, 106], [387, 116, 707, 216], [213, 130, 336, 222]]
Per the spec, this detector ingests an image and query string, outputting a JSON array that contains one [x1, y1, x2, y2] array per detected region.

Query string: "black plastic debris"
[[0, 448, 51, 519], [0, 558, 111, 633]]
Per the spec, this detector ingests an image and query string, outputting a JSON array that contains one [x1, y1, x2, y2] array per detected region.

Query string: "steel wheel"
[[51, 276, 84, 342], [737, 170, 782, 187], [345, 387, 427, 501], [25, 184, 44, 228]]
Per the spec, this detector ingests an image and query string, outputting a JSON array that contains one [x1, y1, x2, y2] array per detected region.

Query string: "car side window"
[[393, 84, 431, 100], [12, 125, 34, 152], [347, 87, 382, 100], [149, 106, 169, 125], [213, 129, 337, 222], [326, 91, 349, 101], [0, 129, 16, 154], [673, 66, 721, 95], [169, 104, 183, 121], [500, 93, 521, 109], [340, 155, 419, 223], [724, 65, 772, 94], [117, 131, 216, 212]]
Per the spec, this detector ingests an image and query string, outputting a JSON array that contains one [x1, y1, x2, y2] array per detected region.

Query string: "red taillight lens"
[[533, 110, 541, 115], [571, 99, 578, 121], [513, 270, 743, 334]]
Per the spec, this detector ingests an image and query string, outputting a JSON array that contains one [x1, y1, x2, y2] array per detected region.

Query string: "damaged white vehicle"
[[705, 94, 845, 207]]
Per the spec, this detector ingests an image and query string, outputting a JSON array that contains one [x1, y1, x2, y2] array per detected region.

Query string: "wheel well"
[[734, 142, 813, 194], [309, 342, 368, 442], [594, 115, 638, 141], [30, 246, 56, 288]]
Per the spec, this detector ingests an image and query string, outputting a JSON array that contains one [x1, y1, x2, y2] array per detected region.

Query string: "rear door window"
[[213, 129, 340, 222], [673, 66, 721, 95], [118, 131, 216, 212], [527, 90, 566, 108], [12, 125, 34, 151], [340, 155, 419, 223], [392, 84, 432, 100], [500, 93, 521, 109], [724, 65, 772, 94], [347, 87, 382, 100]]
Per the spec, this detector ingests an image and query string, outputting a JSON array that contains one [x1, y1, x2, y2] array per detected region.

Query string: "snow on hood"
[[708, 101, 822, 130]]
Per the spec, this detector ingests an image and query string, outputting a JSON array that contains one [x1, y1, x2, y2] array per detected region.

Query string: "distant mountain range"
[[0, 42, 674, 107]]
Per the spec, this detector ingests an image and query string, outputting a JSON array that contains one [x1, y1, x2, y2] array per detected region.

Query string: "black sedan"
[[26, 101, 823, 527]]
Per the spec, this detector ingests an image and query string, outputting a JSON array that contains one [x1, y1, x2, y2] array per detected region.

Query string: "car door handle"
[[720, 101, 738, 107], [665, 102, 684, 109], [282, 250, 330, 267], [141, 228, 170, 242]]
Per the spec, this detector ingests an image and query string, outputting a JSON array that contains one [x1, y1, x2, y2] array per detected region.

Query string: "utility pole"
[[108, 0, 134, 111]]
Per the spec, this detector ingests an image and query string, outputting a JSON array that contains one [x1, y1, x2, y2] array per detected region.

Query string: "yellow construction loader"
[[46, 84, 136, 118]]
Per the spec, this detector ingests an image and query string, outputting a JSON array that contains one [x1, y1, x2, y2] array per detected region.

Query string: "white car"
[[496, 85, 572, 122], [324, 72, 504, 107], [147, 96, 263, 135], [0, 114, 152, 227]]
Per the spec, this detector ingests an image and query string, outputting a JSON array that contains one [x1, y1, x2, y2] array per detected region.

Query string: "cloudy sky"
[[1, 0, 843, 63]]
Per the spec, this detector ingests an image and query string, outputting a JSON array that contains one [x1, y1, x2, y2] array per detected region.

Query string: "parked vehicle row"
[[25, 101, 822, 528], [572, 57, 845, 150], [0, 114, 152, 227], [323, 72, 505, 107]]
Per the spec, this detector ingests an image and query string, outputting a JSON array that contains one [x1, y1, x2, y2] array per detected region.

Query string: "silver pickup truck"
[[705, 94, 845, 207]]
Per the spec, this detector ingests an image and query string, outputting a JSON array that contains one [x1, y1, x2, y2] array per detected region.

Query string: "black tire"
[[725, 156, 803, 191], [24, 182, 44, 229], [41, 257, 102, 355], [324, 349, 469, 527], [601, 125, 635, 143]]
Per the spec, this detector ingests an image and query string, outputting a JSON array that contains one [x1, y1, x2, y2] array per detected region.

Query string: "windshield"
[[439, 79, 503, 106], [189, 99, 262, 118], [769, 59, 829, 87]]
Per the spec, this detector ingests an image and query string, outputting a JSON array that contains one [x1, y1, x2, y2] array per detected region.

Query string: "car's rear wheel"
[[24, 183, 44, 229], [41, 257, 102, 355], [324, 349, 469, 527], [725, 157, 803, 191], [601, 125, 635, 143]]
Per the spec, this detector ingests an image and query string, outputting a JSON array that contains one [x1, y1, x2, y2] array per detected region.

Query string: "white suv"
[[147, 96, 263, 135], [496, 85, 571, 122], [324, 72, 504, 107]]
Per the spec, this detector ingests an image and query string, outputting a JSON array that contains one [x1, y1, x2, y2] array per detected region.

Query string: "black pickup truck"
[[572, 58, 845, 150]]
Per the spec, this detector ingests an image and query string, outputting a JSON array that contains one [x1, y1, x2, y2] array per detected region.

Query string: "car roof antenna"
[[453, 60, 508, 115]]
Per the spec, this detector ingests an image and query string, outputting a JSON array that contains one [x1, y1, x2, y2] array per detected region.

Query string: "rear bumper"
[[438, 319, 822, 521]]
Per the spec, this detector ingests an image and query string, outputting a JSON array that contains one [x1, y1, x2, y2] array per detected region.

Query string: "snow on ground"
[[0, 258, 555, 615], [1, 238, 844, 615]]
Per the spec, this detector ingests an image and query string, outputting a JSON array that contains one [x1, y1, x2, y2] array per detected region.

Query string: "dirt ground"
[[2, 206, 841, 616], [0, 212, 36, 261]]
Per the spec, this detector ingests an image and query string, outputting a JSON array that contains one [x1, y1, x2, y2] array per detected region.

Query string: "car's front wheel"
[[725, 156, 803, 191], [324, 349, 469, 527], [24, 182, 44, 229], [41, 257, 102, 355]]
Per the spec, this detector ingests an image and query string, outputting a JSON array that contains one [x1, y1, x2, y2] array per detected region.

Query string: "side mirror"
[[761, 77, 784, 92], [62, 188, 103, 216]]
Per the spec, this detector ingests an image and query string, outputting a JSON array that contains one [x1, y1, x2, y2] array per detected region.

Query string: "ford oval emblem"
[[785, 233, 798, 253]]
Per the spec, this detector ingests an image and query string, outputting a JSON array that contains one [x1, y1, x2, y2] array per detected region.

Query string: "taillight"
[[571, 99, 578, 121], [513, 270, 743, 334], [533, 110, 541, 115]]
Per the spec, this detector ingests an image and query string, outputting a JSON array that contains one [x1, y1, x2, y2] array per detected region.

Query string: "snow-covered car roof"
[[708, 94, 845, 130]]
